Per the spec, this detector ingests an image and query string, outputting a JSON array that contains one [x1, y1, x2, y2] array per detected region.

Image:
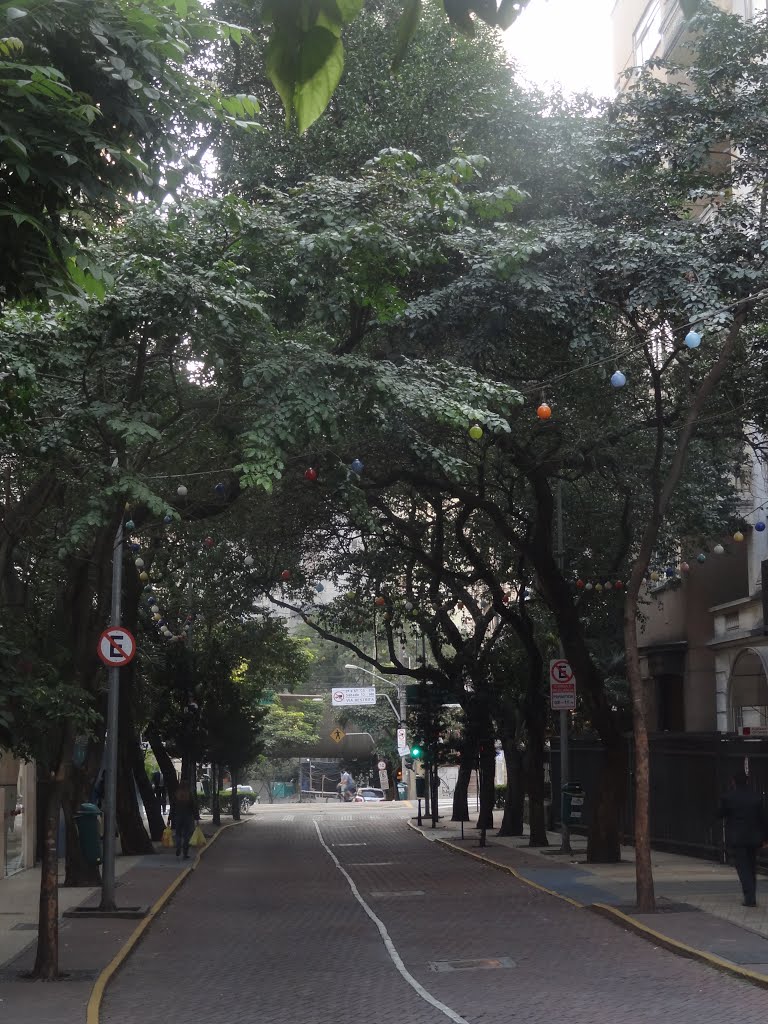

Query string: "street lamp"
[[344, 664, 408, 797]]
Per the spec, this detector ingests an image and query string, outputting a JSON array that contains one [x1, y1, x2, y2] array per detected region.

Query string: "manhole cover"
[[369, 890, 425, 898], [429, 957, 516, 972]]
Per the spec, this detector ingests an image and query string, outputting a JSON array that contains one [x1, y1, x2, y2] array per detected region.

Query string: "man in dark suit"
[[718, 770, 768, 907]]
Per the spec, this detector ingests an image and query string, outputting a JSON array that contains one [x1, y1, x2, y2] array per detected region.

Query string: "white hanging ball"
[[610, 371, 626, 388], [177, 485, 188, 497], [134, 558, 145, 569], [684, 330, 702, 349], [151, 604, 160, 614], [244, 555, 254, 567], [713, 543, 725, 555]]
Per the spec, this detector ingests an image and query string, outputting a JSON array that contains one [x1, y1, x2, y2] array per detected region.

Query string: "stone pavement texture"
[[6, 804, 768, 1024], [98, 804, 768, 1024]]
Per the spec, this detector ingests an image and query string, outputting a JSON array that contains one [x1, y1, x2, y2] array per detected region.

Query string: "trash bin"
[[75, 802, 103, 865], [415, 777, 426, 799], [561, 783, 585, 827], [397, 782, 407, 800]]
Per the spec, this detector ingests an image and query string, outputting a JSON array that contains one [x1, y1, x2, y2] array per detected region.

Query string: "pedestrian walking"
[[152, 770, 167, 815], [170, 781, 198, 860], [718, 770, 768, 907]]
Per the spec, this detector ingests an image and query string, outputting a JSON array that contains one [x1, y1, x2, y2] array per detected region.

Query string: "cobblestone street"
[[101, 806, 768, 1024]]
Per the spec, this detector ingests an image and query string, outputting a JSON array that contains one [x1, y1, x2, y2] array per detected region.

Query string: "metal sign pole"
[[100, 519, 123, 912], [556, 480, 572, 856]]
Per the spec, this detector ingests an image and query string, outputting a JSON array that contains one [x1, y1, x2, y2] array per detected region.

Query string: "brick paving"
[[102, 807, 768, 1024]]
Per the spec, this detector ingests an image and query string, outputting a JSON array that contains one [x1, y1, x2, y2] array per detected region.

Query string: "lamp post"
[[344, 664, 407, 796]]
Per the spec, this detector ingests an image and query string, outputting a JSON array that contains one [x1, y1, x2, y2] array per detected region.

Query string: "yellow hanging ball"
[[733, 530, 744, 542], [139, 571, 149, 582], [468, 423, 483, 441]]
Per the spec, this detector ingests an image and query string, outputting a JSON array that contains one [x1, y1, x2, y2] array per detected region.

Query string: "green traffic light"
[[410, 745, 422, 758]]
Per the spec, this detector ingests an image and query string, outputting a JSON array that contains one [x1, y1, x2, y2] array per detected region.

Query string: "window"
[[633, 0, 662, 66]]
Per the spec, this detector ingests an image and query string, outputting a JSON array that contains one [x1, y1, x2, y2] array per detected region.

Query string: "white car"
[[354, 787, 387, 803], [219, 785, 256, 812]]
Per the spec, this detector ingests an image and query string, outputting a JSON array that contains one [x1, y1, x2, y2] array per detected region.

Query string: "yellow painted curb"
[[86, 820, 244, 1024], [406, 821, 583, 909], [591, 903, 768, 990]]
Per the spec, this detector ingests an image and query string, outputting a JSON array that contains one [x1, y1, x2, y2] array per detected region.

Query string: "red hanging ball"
[[615, 580, 624, 590], [304, 467, 318, 482], [576, 579, 585, 589], [204, 537, 215, 548], [281, 569, 291, 580], [374, 596, 386, 606]]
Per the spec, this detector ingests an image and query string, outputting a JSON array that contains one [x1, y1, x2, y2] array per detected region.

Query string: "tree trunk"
[[525, 726, 549, 847], [475, 746, 495, 830], [31, 778, 62, 980], [211, 762, 221, 826], [231, 766, 241, 821], [625, 591, 655, 911], [451, 749, 473, 822], [586, 738, 627, 863], [131, 739, 164, 842], [497, 739, 524, 837], [147, 725, 178, 806], [116, 735, 153, 855]]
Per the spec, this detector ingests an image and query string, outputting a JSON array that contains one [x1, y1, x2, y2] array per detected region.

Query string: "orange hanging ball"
[[537, 402, 552, 420]]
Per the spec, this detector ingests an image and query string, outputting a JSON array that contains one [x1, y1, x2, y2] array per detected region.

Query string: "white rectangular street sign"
[[378, 769, 389, 789], [332, 686, 376, 706], [397, 727, 408, 756], [549, 659, 576, 711], [739, 726, 768, 736]]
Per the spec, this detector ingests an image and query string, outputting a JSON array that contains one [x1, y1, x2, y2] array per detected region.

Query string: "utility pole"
[[100, 517, 123, 912], [556, 479, 572, 856]]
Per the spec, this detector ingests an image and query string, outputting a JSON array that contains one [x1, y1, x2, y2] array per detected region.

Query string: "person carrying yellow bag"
[[170, 781, 198, 859], [161, 821, 173, 848], [189, 824, 206, 848]]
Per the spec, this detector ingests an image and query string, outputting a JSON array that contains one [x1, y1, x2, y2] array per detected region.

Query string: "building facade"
[[0, 752, 36, 877]]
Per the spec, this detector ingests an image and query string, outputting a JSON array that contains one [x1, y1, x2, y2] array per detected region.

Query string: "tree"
[[249, 699, 322, 801]]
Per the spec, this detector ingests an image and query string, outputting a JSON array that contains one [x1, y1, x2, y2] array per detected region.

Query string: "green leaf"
[[393, 0, 421, 73], [295, 27, 344, 135], [5, 7, 27, 20], [0, 35, 22, 56]]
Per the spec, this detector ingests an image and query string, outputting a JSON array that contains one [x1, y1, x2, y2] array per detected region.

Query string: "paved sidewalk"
[[415, 814, 768, 981], [0, 820, 232, 1024]]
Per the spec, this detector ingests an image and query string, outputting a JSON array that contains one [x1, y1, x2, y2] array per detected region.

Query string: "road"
[[102, 804, 768, 1024]]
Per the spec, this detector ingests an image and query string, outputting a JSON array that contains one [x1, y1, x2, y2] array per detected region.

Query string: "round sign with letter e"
[[97, 627, 137, 667]]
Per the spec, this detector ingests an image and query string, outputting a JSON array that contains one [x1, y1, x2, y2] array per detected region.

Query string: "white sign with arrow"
[[332, 687, 376, 706]]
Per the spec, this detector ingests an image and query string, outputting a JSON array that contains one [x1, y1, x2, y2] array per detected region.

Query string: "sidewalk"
[[0, 819, 234, 1024], [416, 813, 768, 984]]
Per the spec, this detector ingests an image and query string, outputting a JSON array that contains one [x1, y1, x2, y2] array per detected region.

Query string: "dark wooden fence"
[[550, 732, 768, 861]]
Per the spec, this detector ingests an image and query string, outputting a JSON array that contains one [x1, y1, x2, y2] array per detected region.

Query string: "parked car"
[[219, 785, 257, 813], [354, 787, 386, 803]]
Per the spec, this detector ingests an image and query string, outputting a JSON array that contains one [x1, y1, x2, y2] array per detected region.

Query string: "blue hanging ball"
[[214, 482, 226, 497], [665, 566, 675, 577], [146, 596, 156, 606], [130, 542, 141, 553], [684, 330, 702, 349], [697, 552, 707, 563], [610, 370, 626, 388], [756, 521, 766, 532], [125, 519, 135, 530], [315, 582, 324, 593], [163, 514, 173, 525], [351, 458, 364, 475]]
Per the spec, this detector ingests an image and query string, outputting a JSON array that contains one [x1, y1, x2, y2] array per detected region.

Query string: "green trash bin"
[[75, 802, 103, 866], [561, 783, 585, 827], [396, 782, 407, 801]]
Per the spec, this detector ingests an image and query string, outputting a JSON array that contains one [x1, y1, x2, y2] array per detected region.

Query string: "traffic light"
[[404, 757, 414, 770], [410, 743, 423, 758], [396, 768, 402, 781]]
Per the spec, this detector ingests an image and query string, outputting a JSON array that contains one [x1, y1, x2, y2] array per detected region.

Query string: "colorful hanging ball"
[[346, 590, 357, 600], [204, 537, 215, 549], [697, 552, 707, 563], [536, 402, 552, 421], [733, 530, 744, 542], [134, 557, 145, 569], [214, 482, 226, 497], [177, 485, 188, 497], [404, 600, 414, 612], [684, 330, 702, 349], [281, 569, 292, 580], [163, 513, 173, 525], [304, 467, 318, 482], [468, 423, 483, 441], [604, 581, 613, 590], [125, 519, 135, 530], [139, 571, 149, 582], [151, 604, 160, 615], [680, 562, 690, 573], [585, 583, 593, 591], [244, 555, 254, 568], [665, 566, 675, 577], [610, 371, 626, 388], [595, 582, 604, 592], [374, 596, 386, 606], [576, 579, 585, 589], [129, 542, 141, 553], [650, 571, 660, 581], [615, 580, 624, 590], [351, 458, 364, 475], [757, 521, 766, 533], [153, 613, 162, 622], [713, 543, 725, 555], [314, 582, 324, 593]]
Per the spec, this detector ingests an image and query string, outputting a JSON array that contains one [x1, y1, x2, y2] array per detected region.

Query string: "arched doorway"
[[729, 647, 768, 731]]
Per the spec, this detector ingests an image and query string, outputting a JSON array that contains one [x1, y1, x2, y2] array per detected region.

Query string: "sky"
[[502, 0, 615, 96]]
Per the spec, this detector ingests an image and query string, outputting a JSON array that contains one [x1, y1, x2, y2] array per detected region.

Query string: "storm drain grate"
[[369, 890, 425, 898], [429, 957, 516, 973], [0, 968, 99, 983]]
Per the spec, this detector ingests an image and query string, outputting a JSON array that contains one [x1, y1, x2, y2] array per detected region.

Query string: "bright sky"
[[502, 0, 615, 96]]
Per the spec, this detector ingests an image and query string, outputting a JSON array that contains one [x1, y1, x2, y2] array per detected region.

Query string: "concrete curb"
[[406, 821, 583, 908], [408, 821, 768, 990], [591, 902, 768, 990], [86, 820, 244, 1024]]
